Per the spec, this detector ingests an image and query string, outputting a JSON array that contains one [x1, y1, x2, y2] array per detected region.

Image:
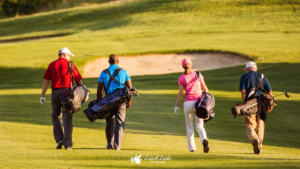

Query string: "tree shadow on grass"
[[0, 0, 171, 39], [0, 62, 300, 150], [0, 66, 46, 89], [129, 62, 300, 93], [0, 92, 299, 150], [1, 61, 299, 92]]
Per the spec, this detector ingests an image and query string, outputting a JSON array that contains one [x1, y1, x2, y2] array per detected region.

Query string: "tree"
[[1, 0, 62, 17]]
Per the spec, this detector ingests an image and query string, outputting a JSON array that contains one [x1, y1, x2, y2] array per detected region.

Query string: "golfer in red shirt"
[[40, 47, 83, 150]]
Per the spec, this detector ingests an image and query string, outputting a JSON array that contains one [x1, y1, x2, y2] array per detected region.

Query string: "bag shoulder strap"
[[68, 61, 74, 88], [246, 73, 265, 100], [103, 67, 124, 94], [196, 71, 201, 80], [255, 73, 267, 94], [257, 73, 267, 94], [196, 71, 203, 94]]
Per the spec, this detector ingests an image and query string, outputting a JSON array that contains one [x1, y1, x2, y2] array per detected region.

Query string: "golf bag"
[[61, 85, 90, 114], [60, 61, 90, 114], [231, 73, 275, 118], [83, 86, 132, 122], [83, 67, 139, 122], [231, 94, 275, 118], [195, 92, 215, 123]]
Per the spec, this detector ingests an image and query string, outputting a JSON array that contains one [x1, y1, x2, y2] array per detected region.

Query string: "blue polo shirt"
[[239, 71, 272, 97], [98, 64, 131, 94]]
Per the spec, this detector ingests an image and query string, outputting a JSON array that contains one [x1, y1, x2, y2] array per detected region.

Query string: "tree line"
[[0, 0, 62, 17]]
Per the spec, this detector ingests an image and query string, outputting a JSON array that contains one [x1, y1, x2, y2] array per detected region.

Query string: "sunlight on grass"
[[0, 121, 300, 168], [0, 88, 298, 101]]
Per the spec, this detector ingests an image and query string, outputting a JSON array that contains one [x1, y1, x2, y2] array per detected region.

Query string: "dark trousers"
[[105, 103, 126, 150], [51, 90, 73, 148]]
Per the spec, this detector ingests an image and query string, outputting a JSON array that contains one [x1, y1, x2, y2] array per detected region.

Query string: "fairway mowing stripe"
[[1, 88, 299, 100]]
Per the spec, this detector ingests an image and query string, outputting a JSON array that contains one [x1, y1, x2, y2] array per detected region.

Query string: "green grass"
[[0, 0, 300, 168], [0, 66, 300, 168]]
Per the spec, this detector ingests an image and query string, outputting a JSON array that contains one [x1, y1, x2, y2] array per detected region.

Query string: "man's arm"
[[72, 65, 83, 86], [241, 89, 246, 102], [267, 90, 273, 112], [239, 76, 246, 102], [125, 80, 132, 109], [97, 82, 104, 100], [41, 80, 50, 97], [268, 90, 273, 96], [40, 80, 50, 104], [76, 80, 83, 86], [125, 80, 132, 88]]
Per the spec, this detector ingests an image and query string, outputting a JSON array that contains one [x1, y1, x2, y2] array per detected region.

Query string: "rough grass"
[[0, 0, 300, 168]]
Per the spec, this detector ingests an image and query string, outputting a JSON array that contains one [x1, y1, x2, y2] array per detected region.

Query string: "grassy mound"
[[0, 0, 299, 168], [0, 0, 299, 88]]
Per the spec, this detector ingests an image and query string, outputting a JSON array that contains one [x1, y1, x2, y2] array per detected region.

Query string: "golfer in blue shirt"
[[239, 62, 273, 154], [97, 54, 132, 150]]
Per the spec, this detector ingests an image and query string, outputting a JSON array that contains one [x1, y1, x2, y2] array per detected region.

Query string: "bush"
[[1, 0, 62, 17]]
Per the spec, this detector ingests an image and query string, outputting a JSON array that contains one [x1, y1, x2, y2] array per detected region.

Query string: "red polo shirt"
[[43, 58, 82, 89]]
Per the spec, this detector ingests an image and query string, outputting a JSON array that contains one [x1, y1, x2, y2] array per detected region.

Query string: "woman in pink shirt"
[[174, 58, 209, 153]]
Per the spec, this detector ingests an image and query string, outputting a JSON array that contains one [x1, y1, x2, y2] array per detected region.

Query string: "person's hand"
[[174, 106, 179, 115], [126, 100, 131, 109], [268, 106, 273, 112], [40, 97, 46, 104]]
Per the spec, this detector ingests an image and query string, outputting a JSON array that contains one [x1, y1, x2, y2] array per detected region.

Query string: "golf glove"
[[174, 106, 179, 115], [40, 97, 46, 104]]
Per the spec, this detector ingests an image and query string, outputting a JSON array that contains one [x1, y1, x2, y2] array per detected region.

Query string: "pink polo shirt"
[[178, 70, 203, 101]]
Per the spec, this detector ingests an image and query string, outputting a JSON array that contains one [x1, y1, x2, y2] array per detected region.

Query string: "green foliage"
[[1, 0, 62, 17], [0, 0, 4, 15], [39, 0, 113, 13]]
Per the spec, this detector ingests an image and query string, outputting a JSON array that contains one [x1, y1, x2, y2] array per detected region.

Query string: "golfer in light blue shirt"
[[96, 54, 132, 150]]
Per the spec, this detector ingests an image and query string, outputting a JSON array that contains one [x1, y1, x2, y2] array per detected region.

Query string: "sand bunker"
[[83, 53, 250, 78]]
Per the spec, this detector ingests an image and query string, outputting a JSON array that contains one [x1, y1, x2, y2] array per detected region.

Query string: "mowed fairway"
[[0, 0, 300, 168]]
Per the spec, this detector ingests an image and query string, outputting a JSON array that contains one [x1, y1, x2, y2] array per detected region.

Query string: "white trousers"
[[183, 101, 208, 151]]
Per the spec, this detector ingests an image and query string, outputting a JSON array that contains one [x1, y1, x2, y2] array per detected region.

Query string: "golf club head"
[[285, 92, 290, 98], [133, 91, 139, 97]]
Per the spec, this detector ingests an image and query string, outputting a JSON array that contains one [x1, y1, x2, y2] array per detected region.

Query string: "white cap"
[[58, 47, 74, 57], [243, 61, 257, 70]]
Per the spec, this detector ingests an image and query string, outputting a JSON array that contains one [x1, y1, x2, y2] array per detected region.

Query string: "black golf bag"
[[83, 87, 132, 122], [83, 67, 139, 122], [195, 92, 215, 123], [61, 85, 90, 114]]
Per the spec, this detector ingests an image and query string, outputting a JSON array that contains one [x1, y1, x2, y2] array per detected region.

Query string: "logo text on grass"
[[131, 155, 172, 164]]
